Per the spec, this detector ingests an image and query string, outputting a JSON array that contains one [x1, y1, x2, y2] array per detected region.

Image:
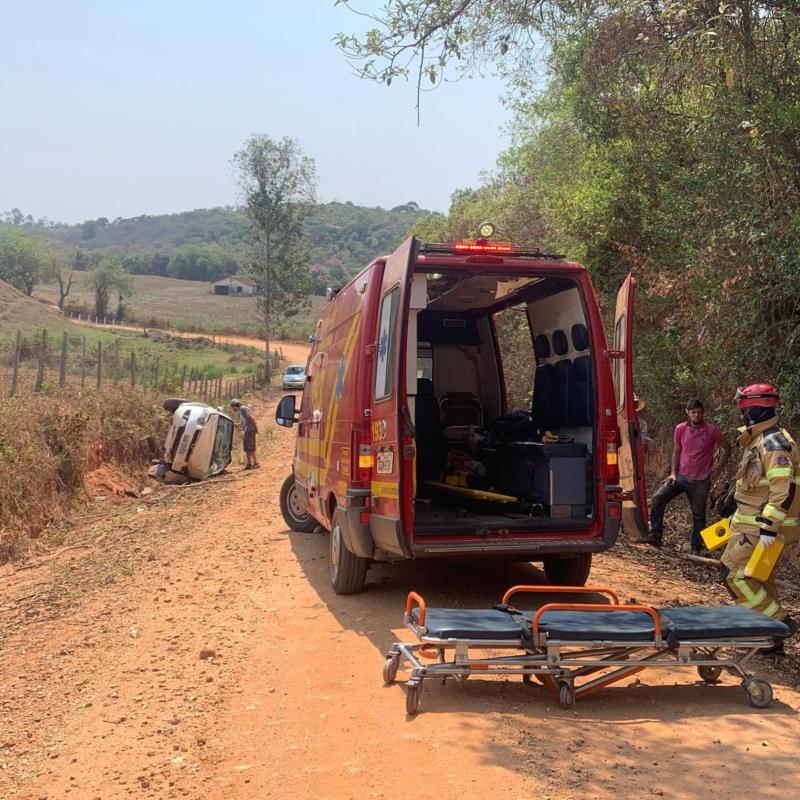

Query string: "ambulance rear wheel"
[[329, 521, 368, 594], [279, 474, 317, 533], [543, 553, 592, 587]]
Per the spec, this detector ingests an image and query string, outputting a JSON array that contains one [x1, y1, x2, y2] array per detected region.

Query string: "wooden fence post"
[[181, 364, 187, 389], [130, 352, 136, 388], [113, 339, 120, 386], [34, 329, 47, 392], [96, 341, 102, 390], [153, 358, 160, 392], [81, 336, 86, 390], [59, 331, 68, 388], [9, 329, 21, 397], [142, 354, 149, 392]]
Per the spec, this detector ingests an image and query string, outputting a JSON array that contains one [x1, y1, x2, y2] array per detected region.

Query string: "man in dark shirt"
[[638, 398, 730, 554], [230, 399, 260, 470]]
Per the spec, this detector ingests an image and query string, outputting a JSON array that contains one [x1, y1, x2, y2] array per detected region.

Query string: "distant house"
[[212, 276, 260, 296]]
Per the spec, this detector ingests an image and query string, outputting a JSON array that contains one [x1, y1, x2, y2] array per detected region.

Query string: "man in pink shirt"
[[640, 398, 731, 554]]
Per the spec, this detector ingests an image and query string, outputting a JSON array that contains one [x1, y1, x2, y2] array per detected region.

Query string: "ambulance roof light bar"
[[419, 221, 563, 259]]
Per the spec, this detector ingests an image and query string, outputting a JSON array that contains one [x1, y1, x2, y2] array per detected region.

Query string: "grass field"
[[34, 274, 326, 338]]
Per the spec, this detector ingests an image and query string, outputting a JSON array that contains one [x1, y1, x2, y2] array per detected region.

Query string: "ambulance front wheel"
[[329, 518, 368, 594], [279, 474, 318, 533], [543, 553, 592, 586]]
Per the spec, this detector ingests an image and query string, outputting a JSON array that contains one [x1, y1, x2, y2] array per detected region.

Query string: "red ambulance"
[[276, 232, 648, 593]]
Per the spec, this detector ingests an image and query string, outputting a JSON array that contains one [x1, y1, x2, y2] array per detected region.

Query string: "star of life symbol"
[[378, 329, 389, 362]]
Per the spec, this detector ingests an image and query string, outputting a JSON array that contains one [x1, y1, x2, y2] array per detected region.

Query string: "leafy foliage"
[[233, 134, 318, 377], [349, 1, 800, 427]]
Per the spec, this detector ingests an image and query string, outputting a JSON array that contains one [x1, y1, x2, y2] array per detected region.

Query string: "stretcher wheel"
[[743, 678, 773, 709], [558, 681, 576, 709], [406, 681, 422, 715], [697, 664, 722, 684], [383, 653, 400, 685]]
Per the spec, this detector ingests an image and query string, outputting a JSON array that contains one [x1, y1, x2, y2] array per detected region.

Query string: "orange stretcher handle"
[[502, 585, 620, 606], [531, 603, 661, 638], [405, 591, 426, 627]]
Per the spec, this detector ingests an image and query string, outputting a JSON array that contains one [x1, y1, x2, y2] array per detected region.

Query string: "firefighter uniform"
[[721, 418, 800, 619]]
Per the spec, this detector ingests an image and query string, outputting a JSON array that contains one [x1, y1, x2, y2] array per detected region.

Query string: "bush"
[[0, 390, 169, 563]]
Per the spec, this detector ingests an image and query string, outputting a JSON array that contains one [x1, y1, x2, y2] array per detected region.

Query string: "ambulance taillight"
[[351, 428, 372, 486]]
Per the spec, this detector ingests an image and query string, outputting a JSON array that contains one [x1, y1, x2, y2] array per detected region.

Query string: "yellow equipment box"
[[744, 537, 785, 582], [701, 517, 733, 551]]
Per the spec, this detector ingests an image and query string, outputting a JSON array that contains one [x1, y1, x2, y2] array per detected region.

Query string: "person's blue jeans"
[[649, 474, 710, 550]]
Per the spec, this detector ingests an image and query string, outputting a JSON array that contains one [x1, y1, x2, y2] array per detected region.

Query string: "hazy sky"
[[0, 1, 510, 223]]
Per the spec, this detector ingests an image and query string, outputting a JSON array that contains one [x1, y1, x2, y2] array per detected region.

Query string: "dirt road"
[[76, 320, 312, 366], [2, 395, 800, 799]]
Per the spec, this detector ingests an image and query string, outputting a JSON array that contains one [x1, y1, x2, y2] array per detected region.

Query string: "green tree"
[[232, 134, 318, 378], [86, 259, 132, 319], [0, 228, 43, 295]]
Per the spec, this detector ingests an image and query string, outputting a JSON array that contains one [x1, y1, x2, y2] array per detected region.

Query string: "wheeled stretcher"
[[383, 586, 790, 715]]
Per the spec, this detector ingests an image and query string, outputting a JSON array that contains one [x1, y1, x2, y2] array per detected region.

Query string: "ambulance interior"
[[408, 270, 596, 534]]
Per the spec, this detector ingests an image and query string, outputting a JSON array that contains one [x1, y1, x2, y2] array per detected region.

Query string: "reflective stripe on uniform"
[[732, 511, 758, 526], [782, 518, 799, 527], [746, 588, 767, 609], [766, 467, 793, 480], [763, 504, 787, 522], [733, 569, 757, 602], [763, 601, 781, 618]]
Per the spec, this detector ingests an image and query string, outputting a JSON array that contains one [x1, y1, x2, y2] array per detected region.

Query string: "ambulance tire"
[[279, 474, 317, 533], [543, 553, 592, 587], [329, 518, 368, 594]]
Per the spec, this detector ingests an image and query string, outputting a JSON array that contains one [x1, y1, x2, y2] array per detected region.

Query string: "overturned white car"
[[149, 399, 234, 482]]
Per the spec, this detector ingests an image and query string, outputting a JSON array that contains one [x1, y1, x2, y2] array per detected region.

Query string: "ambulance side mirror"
[[275, 395, 298, 428]]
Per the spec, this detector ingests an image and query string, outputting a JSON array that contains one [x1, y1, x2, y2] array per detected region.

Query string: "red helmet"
[[735, 383, 780, 409]]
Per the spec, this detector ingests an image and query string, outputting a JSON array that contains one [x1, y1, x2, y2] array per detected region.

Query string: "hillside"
[[13, 201, 429, 289], [0, 278, 77, 337]]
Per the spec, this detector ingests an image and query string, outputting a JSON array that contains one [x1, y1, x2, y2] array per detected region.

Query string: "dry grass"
[[0, 390, 169, 563], [35, 274, 326, 338], [1, 279, 79, 336]]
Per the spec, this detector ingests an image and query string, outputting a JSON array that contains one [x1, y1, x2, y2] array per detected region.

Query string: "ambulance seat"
[[568, 356, 593, 426], [532, 364, 554, 428], [415, 378, 444, 482], [552, 359, 572, 427], [439, 392, 482, 428]]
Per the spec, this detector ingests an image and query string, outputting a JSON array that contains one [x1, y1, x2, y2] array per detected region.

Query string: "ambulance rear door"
[[369, 236, 418, 556], [613, 274, 649, 538]]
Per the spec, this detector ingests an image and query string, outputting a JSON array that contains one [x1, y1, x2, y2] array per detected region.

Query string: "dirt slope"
[[0, 279, 77, 336], [2, 395, 800, 800]]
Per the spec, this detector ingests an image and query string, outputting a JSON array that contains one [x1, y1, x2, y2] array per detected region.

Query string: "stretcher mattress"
[[411, 605, 790, 643]]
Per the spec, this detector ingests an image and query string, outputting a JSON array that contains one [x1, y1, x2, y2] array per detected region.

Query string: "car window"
[[286, 366, 304, 375]]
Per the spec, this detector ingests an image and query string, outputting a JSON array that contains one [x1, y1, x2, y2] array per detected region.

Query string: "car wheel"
[[279, 474, 317, 533], [543, 553, 592, 586], [329, 519, 368, 594]]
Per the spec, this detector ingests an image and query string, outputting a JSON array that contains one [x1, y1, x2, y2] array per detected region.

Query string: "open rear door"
[[613, 274, 649, 538], [370, 236, 418, 554]]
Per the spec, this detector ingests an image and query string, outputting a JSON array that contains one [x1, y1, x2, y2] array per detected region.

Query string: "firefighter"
[[721, 383, 799, 651]]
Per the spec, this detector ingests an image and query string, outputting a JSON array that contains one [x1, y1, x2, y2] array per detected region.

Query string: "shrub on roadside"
[[0, 390, 169, 563]]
